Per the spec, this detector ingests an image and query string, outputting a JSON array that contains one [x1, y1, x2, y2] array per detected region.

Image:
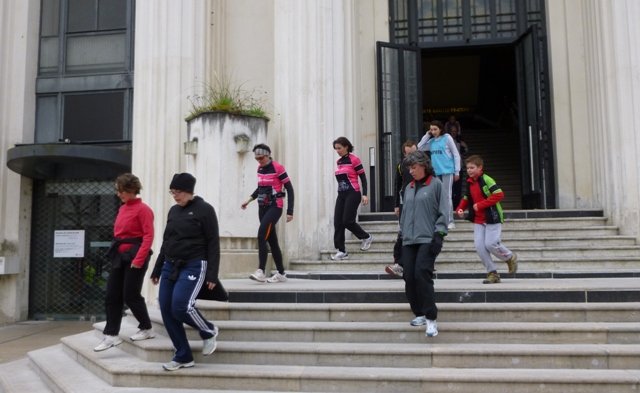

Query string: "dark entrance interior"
[[422, 45, 522, 209]]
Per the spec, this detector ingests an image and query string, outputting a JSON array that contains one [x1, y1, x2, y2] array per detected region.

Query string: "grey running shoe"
[[267, 272, 288, 283], [331, 251, 349, 261], [250, 269, 267, 282], [162, 360, 195, 371], [410, 316, 427, 326], [425, 319, 438, 337], [360, 235, 374, 251], [202, 325, 219, 356]]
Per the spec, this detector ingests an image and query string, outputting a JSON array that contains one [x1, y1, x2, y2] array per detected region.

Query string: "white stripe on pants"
[[473, 223, 513, 272]]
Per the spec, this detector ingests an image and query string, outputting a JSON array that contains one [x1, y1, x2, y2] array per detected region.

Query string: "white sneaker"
[[250, 269, 267, 282], [360, 235, 374, 251], [162, 360, 195, 371], [410, 316, 427, 326], [130, 329, 155, 341], [202, 325, 219, 356], [331, 251, 349, 261], [267, 272, 287, 283], [425, 319, 438, 337], [448, 222, 456, 230], [94, 335, 123, 352]]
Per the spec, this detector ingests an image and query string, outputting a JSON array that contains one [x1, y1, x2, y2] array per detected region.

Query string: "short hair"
[[403, 151, 434, 176], [402, 139, 417, 150], [333, 136, 354, 153], [465, 155, 484, 167], [115, 173, 142, 194]]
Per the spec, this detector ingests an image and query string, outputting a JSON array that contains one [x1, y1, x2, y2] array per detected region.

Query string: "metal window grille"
[[29, 179, 119, 320]]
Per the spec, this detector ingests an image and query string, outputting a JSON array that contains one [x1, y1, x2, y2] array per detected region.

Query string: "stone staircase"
[[2, 209, 640, 392], [290, 209, 640, 276]]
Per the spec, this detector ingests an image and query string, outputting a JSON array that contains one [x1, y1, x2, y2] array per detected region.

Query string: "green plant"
[[186, 76, 269, 121]]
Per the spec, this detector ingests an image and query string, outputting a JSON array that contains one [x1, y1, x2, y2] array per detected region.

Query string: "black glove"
[[429, 232, 444, 255]]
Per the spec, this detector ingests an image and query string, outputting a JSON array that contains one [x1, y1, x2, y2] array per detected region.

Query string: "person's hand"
[[361, 195, 369, 206], [473, 203, 479, 212], [241, 201, 249, 209], [394, 207, 400, 217], [151, 277, 159, 285], [429, 232, 444, 255], [206, 281, 216, 290], [456, 209, 465, 218], [454, 174, 460, 181], [130, 264, 141, 269], [286, 214, 293, 222]]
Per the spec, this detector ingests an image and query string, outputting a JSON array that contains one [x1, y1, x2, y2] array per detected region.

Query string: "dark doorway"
[[421, 45, 523, 209]]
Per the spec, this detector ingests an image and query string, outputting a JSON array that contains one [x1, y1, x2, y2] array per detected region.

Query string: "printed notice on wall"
[[53, 230, 85, 258]]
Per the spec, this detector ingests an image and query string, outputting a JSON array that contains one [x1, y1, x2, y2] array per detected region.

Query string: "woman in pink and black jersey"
[[241, 144, 294, 283], [331, 137, 373, 260]]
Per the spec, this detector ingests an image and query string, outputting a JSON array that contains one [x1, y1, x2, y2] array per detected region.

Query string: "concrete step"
[[133, 315, 639, 345], [358, 217, 609, 229], [196, 302, 640, 323], [345, 235, 637, 248], [26, 344, 257, 393], [359, 209, 605, 222], [291, 256, 640, 272], [327, 245, 640, 259], [75, 330, 640, 370], [0, 358, 53, 393], [219, 277, 640, 303], [56, 332, 640, 392]]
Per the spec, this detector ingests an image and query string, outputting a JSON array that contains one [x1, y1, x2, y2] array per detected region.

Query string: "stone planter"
[[185, 112, 269, 277]]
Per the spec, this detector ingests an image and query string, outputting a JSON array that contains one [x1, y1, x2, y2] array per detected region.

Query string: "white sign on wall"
[[53, 230, 85, 258]]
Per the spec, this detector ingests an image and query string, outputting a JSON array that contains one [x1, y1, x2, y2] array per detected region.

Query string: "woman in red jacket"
[[94, 173, 155, 352]]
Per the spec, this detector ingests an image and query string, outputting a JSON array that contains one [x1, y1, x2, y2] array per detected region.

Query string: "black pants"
[[393, 205, 403, 264], [258, 205, 285, 274], [103, 260, 152, 335], [333, 190, 369, 252], [452, 170, 463, 209], [402, 243, 438, 320]]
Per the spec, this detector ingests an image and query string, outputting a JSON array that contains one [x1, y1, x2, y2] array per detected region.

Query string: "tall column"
[[273, 0, 360, 258], [0, 0, 39, 322], [582, 0, 640, 237], [132, 0, 209, 298]]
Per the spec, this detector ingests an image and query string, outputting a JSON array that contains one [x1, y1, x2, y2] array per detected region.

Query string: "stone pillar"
[[273, 0, 361, 259], [581, 0, 640, 238], [132, 0, 209, 298], [0, 0, 39, 322]]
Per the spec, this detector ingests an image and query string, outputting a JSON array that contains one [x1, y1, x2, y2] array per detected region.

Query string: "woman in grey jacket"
[[400, 151, 449, 337]]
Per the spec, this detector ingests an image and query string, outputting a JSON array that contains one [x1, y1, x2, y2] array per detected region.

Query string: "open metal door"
[[376, 42, 422, 211], [514, 27, 554, 209]]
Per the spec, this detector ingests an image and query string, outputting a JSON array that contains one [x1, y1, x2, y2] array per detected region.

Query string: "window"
[[392, 0, 544, 46], [35, 0, 134, 143], [63, 92, 126, 142]]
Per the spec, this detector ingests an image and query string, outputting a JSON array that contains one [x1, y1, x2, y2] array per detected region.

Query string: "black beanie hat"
[[169, 173, 196, 193]]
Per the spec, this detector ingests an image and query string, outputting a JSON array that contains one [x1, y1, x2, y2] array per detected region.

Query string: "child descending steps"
[[455, 155, 518, 284]]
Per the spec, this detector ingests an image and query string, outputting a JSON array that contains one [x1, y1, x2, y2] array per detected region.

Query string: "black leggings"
[[103, 261, 152, 335], [333, 190, 369, 252], [258, 205, 285, 274]]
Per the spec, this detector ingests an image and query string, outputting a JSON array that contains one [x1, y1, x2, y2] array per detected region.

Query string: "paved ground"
[[0, 320, 93, 364]]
